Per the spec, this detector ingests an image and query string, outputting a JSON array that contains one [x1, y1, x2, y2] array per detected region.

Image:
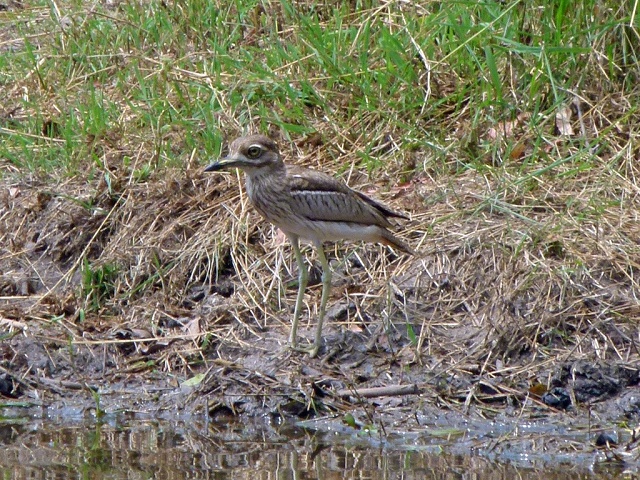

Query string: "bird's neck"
[[245, 163, 286, 200]]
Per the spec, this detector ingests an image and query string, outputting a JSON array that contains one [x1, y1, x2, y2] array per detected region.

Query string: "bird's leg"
[[287, 234, 308, 349], [287, 238, 331, 358], [309, 240, 332, 358]]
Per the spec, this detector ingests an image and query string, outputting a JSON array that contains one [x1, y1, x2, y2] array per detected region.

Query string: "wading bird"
[[205, 135, 412, 357]]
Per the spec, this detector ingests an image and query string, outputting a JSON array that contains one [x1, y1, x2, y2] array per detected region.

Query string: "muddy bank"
[[1, 172, 639, 467]]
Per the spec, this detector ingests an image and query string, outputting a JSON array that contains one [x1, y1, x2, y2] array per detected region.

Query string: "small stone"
[[542, 387, 572, 410]]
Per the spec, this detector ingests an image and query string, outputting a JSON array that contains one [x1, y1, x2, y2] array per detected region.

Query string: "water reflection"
[[0, 418, 628, 479]]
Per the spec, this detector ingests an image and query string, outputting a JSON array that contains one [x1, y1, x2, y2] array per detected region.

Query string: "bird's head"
[[204, 135, 283, 175]]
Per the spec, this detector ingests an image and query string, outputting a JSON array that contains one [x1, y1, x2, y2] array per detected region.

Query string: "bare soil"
[[1, 163, 639, 463]]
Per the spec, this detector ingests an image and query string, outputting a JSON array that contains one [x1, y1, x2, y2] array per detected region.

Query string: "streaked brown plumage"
[[205, 134, 412, 357]]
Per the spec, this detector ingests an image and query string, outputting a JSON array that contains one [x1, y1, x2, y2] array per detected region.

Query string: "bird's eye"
[[246, 145, 262, 158]]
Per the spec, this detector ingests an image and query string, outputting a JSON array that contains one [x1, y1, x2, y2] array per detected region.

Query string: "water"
[[0, 415, 631, 479]]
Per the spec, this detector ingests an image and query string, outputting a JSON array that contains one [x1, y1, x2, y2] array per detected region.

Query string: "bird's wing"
[[286, 166, 397, 227]]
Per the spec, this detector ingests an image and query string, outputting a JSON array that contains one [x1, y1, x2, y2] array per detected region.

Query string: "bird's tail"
[[380, 229, 414, 255]]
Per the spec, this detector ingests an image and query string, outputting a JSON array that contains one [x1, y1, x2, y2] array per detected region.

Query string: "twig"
[[335, 384, 420, 398]]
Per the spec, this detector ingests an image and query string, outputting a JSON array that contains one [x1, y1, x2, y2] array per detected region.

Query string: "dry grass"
[[2, 130, 638, 393]]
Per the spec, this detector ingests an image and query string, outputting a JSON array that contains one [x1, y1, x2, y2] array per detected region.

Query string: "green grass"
[[1, 0, 636, 179], [81, 259, 119, 312]]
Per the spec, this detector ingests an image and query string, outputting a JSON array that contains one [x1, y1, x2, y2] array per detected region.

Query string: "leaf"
[[343, 413, 359, 429], [486, 113, 530, 141], [509, 140, 527, 160], [528, 381, 547, 396], [181, 373, 205, 388], [555, 105, 574, 136], [407, 323, 417, 345]]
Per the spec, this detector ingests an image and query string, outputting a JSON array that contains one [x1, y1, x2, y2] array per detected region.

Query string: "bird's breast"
[[245, 175, 293, 226]]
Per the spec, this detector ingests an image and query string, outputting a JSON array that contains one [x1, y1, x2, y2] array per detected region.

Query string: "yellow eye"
[[246, 145, 262, 158]]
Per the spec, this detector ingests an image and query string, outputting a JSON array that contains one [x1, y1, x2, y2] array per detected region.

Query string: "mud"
[[1, 174, 639, 470]]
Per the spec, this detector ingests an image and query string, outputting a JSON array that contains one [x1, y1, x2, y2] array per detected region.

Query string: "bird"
[[205, 134, 413, 357]]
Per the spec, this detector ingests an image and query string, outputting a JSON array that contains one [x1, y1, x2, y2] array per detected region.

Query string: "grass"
[[81, 259, 119, 312], [1, 1, 634, 176], [0, 0, 639, 392]]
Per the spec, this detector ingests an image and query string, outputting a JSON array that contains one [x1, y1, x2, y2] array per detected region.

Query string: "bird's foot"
[[290, 342, 320, 358]]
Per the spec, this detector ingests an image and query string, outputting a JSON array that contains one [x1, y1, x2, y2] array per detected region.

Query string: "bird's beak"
[[204, 156, 237, 172]]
